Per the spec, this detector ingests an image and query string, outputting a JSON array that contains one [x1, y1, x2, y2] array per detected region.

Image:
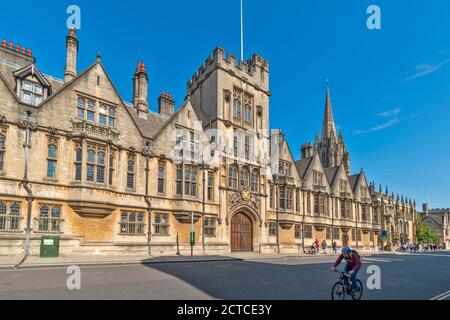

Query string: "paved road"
[[0, 252, 449, 300]]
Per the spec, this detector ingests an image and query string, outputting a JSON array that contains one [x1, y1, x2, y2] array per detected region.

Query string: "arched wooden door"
[[342, 232, 349, 247], [231, 213, 253, 251]]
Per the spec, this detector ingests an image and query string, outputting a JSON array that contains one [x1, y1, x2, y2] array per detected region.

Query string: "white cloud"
[[378, 107, 401, 117], [404, 59, 450, 81], [353, 118, 399, 136]]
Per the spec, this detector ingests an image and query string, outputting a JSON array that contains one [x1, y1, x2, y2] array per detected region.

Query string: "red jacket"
[[333, 250, 362, 271]]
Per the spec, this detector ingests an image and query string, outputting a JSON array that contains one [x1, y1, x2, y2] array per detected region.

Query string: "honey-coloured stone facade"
[[0, 29, 416, 256]]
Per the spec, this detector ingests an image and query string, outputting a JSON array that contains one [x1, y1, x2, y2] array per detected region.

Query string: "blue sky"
[[1, 0, 449, 207]]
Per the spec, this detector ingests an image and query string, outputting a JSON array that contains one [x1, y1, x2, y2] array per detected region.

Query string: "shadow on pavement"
[[140, 258, 346, 300]]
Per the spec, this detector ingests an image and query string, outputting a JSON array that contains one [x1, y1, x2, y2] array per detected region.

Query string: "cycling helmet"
[[341, 247, 351, 255]]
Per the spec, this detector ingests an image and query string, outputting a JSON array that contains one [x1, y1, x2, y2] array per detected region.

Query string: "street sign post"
[[190, 212, 194, 258]]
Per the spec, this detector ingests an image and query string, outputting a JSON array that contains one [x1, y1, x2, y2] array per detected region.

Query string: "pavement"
[[0, 249, 381, 270], [0, 251, 449, 299]]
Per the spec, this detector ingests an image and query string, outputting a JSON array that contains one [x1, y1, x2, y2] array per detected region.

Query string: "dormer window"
[[21, 80, 43, 105], [14, 64, 51, 106]]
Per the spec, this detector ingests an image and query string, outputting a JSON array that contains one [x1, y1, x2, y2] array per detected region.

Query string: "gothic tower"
[[318, 85, 350, 174]]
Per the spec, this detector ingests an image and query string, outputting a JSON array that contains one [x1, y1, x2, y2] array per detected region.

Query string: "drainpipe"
[[301, 186, 307, 254], [275, 183, 280, 253], [144, 155, 152, 256], [355, 201, 359, 250], [15, 116, 35, 269], [331, 195, 334, 246], [201, 162, 206, 254], [23, 125, 34, 257]]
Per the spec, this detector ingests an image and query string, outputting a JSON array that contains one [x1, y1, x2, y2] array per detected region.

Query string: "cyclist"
[[331, 247, 362, 294]]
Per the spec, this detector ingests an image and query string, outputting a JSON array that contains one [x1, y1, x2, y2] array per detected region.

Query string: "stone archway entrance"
[[231, 212, 253, 252]]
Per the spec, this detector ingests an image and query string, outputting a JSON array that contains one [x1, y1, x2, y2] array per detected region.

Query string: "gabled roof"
[[13, 63, 51, 87], [0, 60, 20, 90], [151, 98, 203, 139], [0, 60, 64, 102], [295, 156, 313, 180], [348, 173, 360, 193], [324, 166, 340, 186], [422, 215, 444, 227], [125, 102, 169, 139]]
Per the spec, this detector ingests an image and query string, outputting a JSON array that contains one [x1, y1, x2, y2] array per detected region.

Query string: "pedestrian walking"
[[321, 240, 328, 254], [332, 241, 337, 254], [314, 239, 320, 255]]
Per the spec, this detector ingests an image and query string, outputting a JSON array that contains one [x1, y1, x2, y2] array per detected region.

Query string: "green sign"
[[190, 232, 195, 246], [40, 236, 60, 258]]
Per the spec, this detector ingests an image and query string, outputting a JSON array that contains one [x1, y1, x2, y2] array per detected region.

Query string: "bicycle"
[[331, 272, 363, 300]]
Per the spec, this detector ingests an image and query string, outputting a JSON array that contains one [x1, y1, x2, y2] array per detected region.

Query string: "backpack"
[[351, 250, 360, 260]]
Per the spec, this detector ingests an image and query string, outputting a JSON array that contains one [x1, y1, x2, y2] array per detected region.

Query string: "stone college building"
[[0, 29, 417, 256]]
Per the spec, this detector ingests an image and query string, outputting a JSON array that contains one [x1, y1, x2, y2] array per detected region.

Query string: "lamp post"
[[20, 112, 36, 257]]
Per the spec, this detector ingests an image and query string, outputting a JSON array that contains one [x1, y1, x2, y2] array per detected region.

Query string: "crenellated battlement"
[[187, 47, 269, 94]]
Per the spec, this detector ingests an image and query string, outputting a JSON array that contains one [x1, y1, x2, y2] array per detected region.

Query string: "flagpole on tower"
[[240, 0, 244, 61]]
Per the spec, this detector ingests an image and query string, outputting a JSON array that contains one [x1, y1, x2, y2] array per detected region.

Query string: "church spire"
[[322, 82, 337, 142]]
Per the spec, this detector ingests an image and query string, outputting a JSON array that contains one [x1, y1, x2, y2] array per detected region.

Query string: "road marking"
[[363, 258, 397, 263], [430, 290, 450, 300], [394, 253, 450, 257]]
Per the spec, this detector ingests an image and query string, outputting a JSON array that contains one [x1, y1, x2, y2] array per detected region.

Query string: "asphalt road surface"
[[0, 252, 449, 300]]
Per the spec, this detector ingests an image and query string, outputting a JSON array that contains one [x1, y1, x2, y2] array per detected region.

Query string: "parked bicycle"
[[331, 272, 363, 300]]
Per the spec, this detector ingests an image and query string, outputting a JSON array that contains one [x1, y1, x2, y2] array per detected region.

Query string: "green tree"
[[416, 213, 439, 244]]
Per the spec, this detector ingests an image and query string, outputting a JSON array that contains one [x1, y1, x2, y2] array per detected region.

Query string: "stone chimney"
[[158, 91, 175, 117], [64, 27, 79, 83], [0, 39, 35, 67], [132, 61, 149, 116], [422, 203, 429, 216], [301, 143, 314, 159]]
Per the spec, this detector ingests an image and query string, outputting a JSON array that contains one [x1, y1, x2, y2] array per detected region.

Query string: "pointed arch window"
[[86, 145, 107, 184], [47, 144, 58, 178], [120, 211, 144, 235], [38, 205, 49, 232], [243, 103, 252, 125], [0, 132, 6, 171], [0, 202, 20, 232], [184, 165, 197, 197], [127, 155, 135, 189], [86, 100, 95, 122], [251, 170, 259, 192], [108, 150, 115, 186], [207, 171, 214, 201], [0, 202, 5, 230], [76, 97, 86, 118], [269, 185, 274, 209], [233, 99, 241, 121], [286, 188, 293, 210], [240, 168, 250, 188], [74, 145, 82, 181], [86, 149, 95, 182], [157, 162, 165, 194], [175, 165, 183, 195], [228, 165, 238, 190], [280, 187, 286, 210]]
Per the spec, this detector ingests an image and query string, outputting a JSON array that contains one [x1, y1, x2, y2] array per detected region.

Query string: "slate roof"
[[324, 166, 339, 186], [123, 102, 169, 139], [295, 156, 313, 179], [0, 59, 64, 99], [348, 173, 360, 192]]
